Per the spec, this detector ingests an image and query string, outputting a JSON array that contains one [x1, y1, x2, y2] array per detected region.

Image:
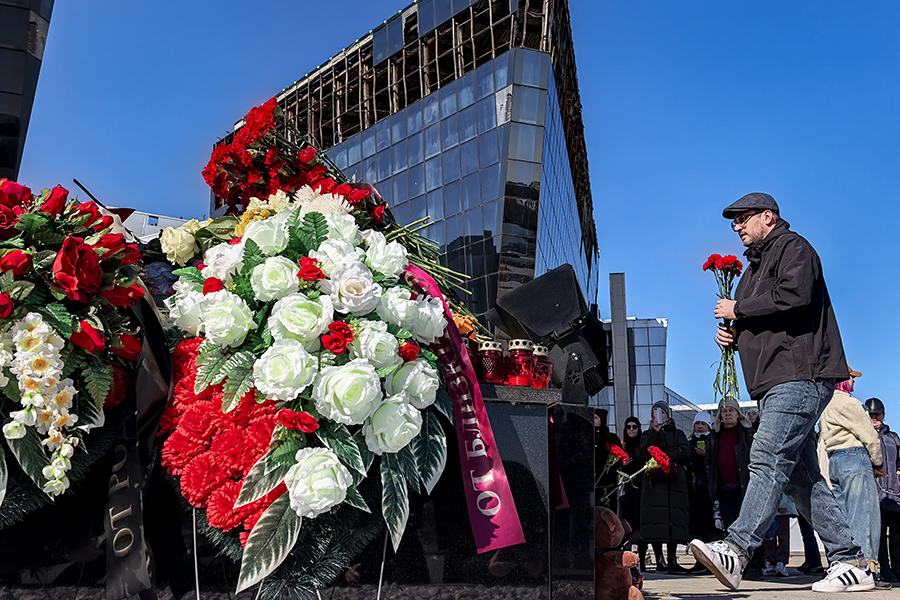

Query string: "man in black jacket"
[[690, 193, 872, 593]]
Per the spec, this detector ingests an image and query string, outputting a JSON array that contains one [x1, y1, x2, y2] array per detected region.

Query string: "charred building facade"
[[212, 0, 599, 321]]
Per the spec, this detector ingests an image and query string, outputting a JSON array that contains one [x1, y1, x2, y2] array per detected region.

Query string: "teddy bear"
[[595, 506, 644, 600]]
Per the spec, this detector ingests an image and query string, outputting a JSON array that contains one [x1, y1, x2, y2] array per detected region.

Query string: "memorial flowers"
[[599, 446, 672, 505], [0, 179, 144, 505], [703, 253, 743, 401]]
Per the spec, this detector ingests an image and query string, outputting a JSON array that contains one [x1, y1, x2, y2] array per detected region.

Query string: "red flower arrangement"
[[647, 446, 671, 473], [606, 443, 630, 463], [703, 253, 743, 400]]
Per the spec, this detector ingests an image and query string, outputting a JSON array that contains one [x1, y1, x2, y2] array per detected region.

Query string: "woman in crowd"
[[746, 407, 760, 430], [618, 417, 649, 569], [639, 401, 691, 574], [687, 412, 717, 544], [867, 398, 900, 582], [818, 369, 883, 582], [705, 397, 754, 532]]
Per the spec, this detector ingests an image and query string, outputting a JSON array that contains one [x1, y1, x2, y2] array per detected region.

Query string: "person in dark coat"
[[639, 400, 691, 574], [868, 398, 900, 582], [595, 408, 622, 511], [686, 411, 716, 573], [618, 416, 650, 569], [705, 397, 755, 531]]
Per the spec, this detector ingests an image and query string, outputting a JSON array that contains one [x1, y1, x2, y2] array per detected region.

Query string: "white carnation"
[[319, 260, 382, 316], [363, 392, 423, 455], [251, 256, 301, 302]]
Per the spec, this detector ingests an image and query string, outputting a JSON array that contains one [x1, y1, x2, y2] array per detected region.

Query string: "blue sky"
[[19, 1, 900, 418]]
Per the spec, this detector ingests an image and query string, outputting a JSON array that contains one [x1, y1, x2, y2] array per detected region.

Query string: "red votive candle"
[[506, 339, 535, 386], [476, 341, 506, 384], [532, 345, 552, 388]]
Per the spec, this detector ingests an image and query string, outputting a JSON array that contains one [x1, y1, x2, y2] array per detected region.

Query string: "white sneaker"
[[762, 561, 776, 576], [775, 562, 789, 577], [689, 539, 743, 591], [811, 561, 875, 592]]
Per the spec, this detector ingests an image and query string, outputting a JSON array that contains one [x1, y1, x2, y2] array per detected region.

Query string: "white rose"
[[269, 292, 333, 345], [363, 231, 408, 280], [383, 358, 440, 409], [308, 239, 364, 277], [325, 212, 361, 246], [319, 260, 381, 316], [284, 448, 352, 518], [199, 290, 255, 347], [201, 241, 245, 284], [313, 358, 382, 425], [253, 339, 318, 401], [412, 295, 447, 344], [349, 321, 402, 370], [244, 216, 288, 256], [363, 392, 423, 455], [251, 256, 300, 302], [376, 287, 419, 330], [159, 227, 198, 266], [181, 219, 202, 234], [165, 279, 204, 336]]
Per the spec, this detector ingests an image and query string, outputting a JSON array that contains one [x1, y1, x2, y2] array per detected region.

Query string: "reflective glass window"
[[459, 105, 478, 142], [512, 86, 546, 125], [476, 62, 495, 100], [650, 366, 665, 384], [441, 114, 459, 149], [348, 136, 361, 165], [435, 0, 452, 24], [346, 162, 362, 183], [377, 150, 392, 181], [392, 202, 409, 225], [425, 156, 442, 192], [407, 102, 423, 135], [363, 156, 377, 183], [373, 26, 388, 64], [477, 97, 497, 133], [649, 327, 666, 345], [392, 139, 408, 174], [410, 194, 427, 223], [408, 132, 424, 166], [515, 49, 549, 88], [506, 160, 541, 199], [362, 129, 376, 159], [633, 327, 649, 345], [650, 346, 666, 365], [482, 199, 500, 237], [445, 214, 464, 247], [440, 81, 457, 118], [376, 119, 391, 152], [466, 243, 485, 280], [458, 72, 476, 109], [429, 220, 445, 248], [387, 15, 403, 56], [424, 124, 441, 159], [423, 93, 440, 127], [442, 146, 460, 183], [635, 366, 651, 385], [334, 145, 348, 170], [480, 163, 501, 202], [494, 52, 510, 89], [508, 123, 543, 163], [378, 177, 392, 205], [460, 138, 479, 176], [465, 206, 483, 239], [632, 345, 650, 365], [478, 129, 499, 167], [393, 171, 409, 205], [427, 189, 444, 222], [443, 179, 462, 216], [391, 112, 407, 141], [408, 162, 426, 198], [461, 173, 480, 210], [418, 0, 435, 35]]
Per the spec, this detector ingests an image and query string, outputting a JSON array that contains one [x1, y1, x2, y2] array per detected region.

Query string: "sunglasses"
[[625, 424, 639, 430]]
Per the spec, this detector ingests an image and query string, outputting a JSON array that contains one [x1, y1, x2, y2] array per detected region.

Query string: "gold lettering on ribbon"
[[108, 443, 134, 558], [112, 528, 135, 557]]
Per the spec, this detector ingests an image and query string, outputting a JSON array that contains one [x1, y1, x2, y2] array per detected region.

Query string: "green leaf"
[[222, 363, 255, 413], [0, 444, 7, 509], [376, 364, 400, 379], [285, 209, 309, 256], [344, 484, 370, 513], [0, 271, 13, 293], [386, 323, 412, 339], [5, 426, 50, 495], [194, 342, 231, 394], [74, 381, 105, 429], [316, 421, 366, 475], [84, 358, 114, 407], [32, 230, 66, 246], [352, 429, 374, 474], [421, 349, 437, 362], [8, 280, 35, 303], [265, 434, 302, 474], [240, 239, 266, 275], [298, 212, 328, 251], [396, 444, 420, 493], [236, 493, 301, 594], [236, 437, 293, 508], [210, 350, 255, 387], [201, 215, 239, 240], [380, 453, 409, 552], [433, 387, 453, 422], [35, 303, 74, 337], [14, 213, 50, 234], [1, 368, 18, 402], [31, 249, 56, 271], [172, 267, 205, 286], [413, 410, 447, 494]]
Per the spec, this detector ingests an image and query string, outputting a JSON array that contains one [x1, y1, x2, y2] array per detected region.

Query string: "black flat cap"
[[722, 192, 780, 219]]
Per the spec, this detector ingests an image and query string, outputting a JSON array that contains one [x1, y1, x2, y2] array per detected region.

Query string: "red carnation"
[[180, 452, 228, 507], [52, 235, 103, 303], [0, 292, 13, 319], [112, 333, 142, 361], [606, 443, 629, 462], [0, 250, 31, 276], [372, 205, 386, 223], [297, 257, 325, 281], [203, 277, 225, 294], [70, 320, 106, 354], [104, 363, 130, 409], [648, 446, 671, 473], [702, 254, 722, 271], [40, 185, 68, 217], [297, 147, 317, 164], [277, 409, 319, 433], [399, 343, 420, 362]]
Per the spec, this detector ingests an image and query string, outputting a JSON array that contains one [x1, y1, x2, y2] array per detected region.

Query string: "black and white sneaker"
[[689, 539, 743, 590], [811, 561, 875, 592]]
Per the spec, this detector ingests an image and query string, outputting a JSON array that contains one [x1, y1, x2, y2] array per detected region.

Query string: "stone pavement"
[[642, 570, 896, 599]]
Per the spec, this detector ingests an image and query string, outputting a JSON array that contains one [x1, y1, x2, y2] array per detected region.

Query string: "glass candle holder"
[[506, 339, 535, 386], [476, 341, 506, 384], [532, 345, 552, 388]]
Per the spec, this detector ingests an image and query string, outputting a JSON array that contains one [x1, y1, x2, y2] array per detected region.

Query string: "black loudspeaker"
[[485, 264, 609, 404]]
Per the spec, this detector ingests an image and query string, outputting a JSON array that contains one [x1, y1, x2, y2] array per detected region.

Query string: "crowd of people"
[[597, 386, 900, 586]]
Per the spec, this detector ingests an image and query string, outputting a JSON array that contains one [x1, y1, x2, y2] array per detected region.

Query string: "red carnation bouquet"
[[703, 254, 742, 401], [599, 445, 672, 505]]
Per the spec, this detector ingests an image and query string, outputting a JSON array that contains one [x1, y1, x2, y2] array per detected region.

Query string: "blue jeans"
[[725, 380, 863, 564], [830, 447, 881, 561]]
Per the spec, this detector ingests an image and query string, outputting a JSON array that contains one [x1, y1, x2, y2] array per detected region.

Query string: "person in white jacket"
[[818, 367, 885, 583]]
